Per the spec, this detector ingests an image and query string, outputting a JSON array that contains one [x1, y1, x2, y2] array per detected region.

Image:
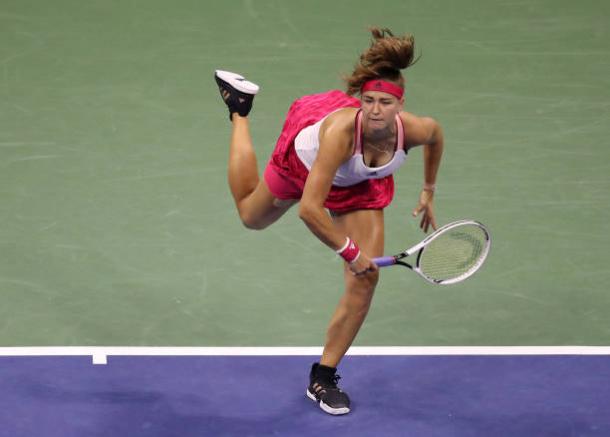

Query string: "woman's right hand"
[[348, 251, 378, 276]]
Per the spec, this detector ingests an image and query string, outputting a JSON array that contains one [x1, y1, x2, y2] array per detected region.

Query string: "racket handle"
[[372, 256, 396, 267]]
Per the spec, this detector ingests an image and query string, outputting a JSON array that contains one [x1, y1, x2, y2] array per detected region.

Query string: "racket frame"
[[373, 219, 491, 285]]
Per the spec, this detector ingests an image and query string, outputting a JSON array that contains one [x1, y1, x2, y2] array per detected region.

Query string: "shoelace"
[[319, 373, 341, 389]]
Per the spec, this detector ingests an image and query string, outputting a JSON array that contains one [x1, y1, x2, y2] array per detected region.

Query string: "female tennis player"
[[214, 28, 444, 415]]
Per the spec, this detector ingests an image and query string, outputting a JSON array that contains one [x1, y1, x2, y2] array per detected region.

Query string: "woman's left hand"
[[412, 189, 437, 233]]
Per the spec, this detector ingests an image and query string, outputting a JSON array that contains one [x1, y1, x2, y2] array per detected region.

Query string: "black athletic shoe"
[[214, 70, 259, 120], [306, 362, 351, 415]]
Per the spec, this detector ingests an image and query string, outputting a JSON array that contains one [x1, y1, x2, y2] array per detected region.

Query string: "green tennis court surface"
[[1, 0, 609, 348]]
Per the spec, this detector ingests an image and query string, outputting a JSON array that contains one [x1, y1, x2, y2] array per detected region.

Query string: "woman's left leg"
[[306, 208, 384, 415], [321, 208, 385, 367]]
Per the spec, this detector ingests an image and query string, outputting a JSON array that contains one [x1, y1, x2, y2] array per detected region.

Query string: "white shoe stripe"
[[306, 389, 350, 415], [319, 400, 350, 415]]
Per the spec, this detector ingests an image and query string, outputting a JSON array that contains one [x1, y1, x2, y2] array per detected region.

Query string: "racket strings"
[[418, 225, 488, 281]]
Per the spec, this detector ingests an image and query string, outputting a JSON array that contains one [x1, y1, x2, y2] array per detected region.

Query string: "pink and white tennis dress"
[[264, 90, 408, 213]]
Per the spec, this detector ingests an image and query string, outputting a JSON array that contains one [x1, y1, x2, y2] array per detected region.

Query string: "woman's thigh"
[[332, 209, 385, 258], [333, 209, 385, 298], [238, 178, 297, 229]]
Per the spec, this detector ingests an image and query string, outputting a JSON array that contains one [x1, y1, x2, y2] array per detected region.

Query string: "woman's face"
[[360, 91, 403, 133]]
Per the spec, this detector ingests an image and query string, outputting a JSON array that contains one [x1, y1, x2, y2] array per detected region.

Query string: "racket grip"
[[372, 256, 396, 267]]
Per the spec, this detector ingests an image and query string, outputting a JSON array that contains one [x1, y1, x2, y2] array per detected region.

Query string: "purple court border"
[[1, 348, 609, 436]]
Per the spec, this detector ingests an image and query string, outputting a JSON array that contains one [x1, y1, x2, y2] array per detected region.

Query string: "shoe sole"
[[215, 70, 259, 95], [306, 389, 350, 415]]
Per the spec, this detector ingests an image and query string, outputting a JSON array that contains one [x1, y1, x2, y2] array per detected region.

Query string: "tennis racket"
[[373, 219, 491, 285]]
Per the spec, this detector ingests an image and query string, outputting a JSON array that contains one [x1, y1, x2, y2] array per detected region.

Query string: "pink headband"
[[361, 79, 404, 99]]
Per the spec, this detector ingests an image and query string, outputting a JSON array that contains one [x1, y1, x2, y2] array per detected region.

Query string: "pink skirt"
[[264, 90, 395, 214]]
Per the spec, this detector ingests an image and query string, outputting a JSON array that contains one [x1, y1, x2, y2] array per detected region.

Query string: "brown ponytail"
[[344, 27, 418, 96]]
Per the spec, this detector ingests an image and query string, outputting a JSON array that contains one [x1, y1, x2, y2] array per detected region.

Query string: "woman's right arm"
[[298, 114, 377, 274]]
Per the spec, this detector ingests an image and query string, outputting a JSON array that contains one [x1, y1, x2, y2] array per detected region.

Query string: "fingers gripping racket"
[[373, 220, 491, 285]]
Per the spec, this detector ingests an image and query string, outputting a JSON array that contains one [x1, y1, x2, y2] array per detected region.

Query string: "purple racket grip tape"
[[373, 256, 396, 267]]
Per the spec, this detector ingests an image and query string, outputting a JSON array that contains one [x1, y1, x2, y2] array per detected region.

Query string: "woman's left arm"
[[403, 115, 444, 233]]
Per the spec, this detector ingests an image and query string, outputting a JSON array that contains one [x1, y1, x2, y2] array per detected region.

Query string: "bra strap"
[[395, 114, 405, 150], [354, 110, 363, 155]]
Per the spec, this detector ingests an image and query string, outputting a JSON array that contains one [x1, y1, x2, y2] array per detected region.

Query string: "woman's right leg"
[[228, 115, 296, 230]]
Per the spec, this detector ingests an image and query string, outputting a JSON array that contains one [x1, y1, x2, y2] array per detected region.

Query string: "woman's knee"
[[343, 270, 379, 309], [239, 210, 270, 230], [346, 268, 379, 291]]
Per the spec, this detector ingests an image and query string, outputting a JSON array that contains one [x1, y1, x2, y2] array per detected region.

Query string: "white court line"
[[2, 346, 610, 365]]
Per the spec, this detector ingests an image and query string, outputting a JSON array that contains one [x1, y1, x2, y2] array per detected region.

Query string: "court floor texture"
[[1, 348, 610, 436]]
